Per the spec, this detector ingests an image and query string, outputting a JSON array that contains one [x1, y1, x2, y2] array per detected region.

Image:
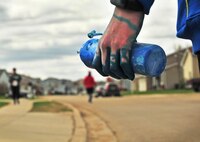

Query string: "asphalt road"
[[51, 94, 200, 142]]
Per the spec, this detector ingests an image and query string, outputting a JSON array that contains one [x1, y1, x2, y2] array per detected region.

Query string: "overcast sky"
[[0, 0, 192, 81]]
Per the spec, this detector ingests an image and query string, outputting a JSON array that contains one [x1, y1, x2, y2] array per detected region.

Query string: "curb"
[[62, 103, 87, 142]]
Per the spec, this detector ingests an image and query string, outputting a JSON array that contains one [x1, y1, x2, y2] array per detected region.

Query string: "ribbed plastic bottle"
[[80, 34, 167, 77]]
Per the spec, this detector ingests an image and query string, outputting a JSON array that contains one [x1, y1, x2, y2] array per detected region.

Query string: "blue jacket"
[[138, 0, 200, 54], [176, 0, 200, 54]]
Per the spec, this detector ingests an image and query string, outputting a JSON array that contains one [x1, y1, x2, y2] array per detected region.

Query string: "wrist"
[[110, 0, 143, 11], [114, 7, 144, 20]]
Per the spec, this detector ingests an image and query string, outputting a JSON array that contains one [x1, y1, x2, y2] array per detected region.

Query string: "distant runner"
[[9, 68, 21, 105], [83, 71, 96, 103]]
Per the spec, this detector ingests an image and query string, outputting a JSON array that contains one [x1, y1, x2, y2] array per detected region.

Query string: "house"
[[181, 48, 200, 81], [149, 48, 186, 90], [42, 78, 74, 95], [131, 47, 200, 91], [0, 70, 10, 87], [160, 47, 199, 89], [20, 75, 43, 97], [132, 75, 153, 91], [74, 79, 85, 94], [0, 70, 10, 94], [118, 79, 132, 91]]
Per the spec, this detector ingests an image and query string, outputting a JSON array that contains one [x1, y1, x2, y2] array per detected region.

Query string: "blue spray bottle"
[[79, 30, 167, 77]]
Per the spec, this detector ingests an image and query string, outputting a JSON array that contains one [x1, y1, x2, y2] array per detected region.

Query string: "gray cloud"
[[0, 0, 192, 80], [0, 0, 106, 28], [0, 5, 8, 20], [0, 0, 111, 80], [0, 43, 81, 62]]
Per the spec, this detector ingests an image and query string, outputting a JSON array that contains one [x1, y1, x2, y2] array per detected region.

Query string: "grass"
[[122, 89, 195, 96], [0, 95, 7, 99], [0, 102, 9, 108], [30, 101, 72, 113]]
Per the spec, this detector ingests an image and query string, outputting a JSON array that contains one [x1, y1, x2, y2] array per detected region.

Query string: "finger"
[[110, 50, 128, 79], [120, 48, 135, 80], [92, 48, 108, 76], [102, 48, 121, 79]]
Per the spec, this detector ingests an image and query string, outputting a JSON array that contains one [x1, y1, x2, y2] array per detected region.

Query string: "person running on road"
[[9, 68, 21, 105], [83, 71, 96, 103]]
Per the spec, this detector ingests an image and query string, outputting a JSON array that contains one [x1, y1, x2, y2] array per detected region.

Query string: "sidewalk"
[[0, 99, 73, 142]]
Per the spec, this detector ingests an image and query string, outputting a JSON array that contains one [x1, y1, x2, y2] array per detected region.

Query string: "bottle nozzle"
[[87, 30, 103, 38]]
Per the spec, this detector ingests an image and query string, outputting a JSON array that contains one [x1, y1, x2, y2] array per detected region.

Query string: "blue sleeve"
[[137, 0, 154, 14]]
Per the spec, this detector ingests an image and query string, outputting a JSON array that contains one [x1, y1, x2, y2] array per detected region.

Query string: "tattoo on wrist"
[[113, 14, 138, 31]]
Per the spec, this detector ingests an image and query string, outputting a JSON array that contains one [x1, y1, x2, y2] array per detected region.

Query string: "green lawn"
[[122, 89, 195, 96], [0, 102, 9, 108], [30, 101, 72, 113], [0, 95, 7, 99]]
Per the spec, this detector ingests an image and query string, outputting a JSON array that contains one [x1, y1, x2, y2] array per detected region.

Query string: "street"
[[50, 94, 200, 142]]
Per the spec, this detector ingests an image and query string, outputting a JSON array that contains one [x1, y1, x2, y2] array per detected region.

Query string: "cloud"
[[0, 43, 79, 62], [0, 0, 192, 81], [1, 55, 105, 81], [0, 5, 8, 20], [0, 0, 113, 81]]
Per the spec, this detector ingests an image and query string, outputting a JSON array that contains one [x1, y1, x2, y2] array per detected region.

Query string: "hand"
[[93, 7, 144, 80]]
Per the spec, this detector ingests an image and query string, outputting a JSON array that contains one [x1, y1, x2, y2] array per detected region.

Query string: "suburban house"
[[131, 47, 200, 91], [118, 79, 132, 91], [154, 47, 187, 89], [74, 79, 85, 94], [42, 78, 74, 95], [0, 69, 10, 94], [20, 75, 43, 97], [0, 69, 43, 96], [181, 48, 200, 81], [132, 75, 152, 92]]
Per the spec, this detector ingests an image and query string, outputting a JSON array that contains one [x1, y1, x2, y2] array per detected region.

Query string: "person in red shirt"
[[83, 71, 96, 103]]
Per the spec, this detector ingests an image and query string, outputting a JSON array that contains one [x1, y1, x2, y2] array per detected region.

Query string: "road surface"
[[48, 94, 200, 142]]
